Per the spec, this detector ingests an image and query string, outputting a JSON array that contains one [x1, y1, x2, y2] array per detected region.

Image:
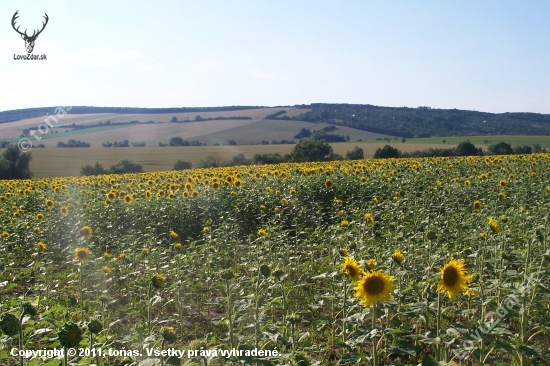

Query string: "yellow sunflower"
[[437, 259, 471, 299], [392, 250, 405, 265], [74, 247, 91, 261], [341, 220, 349, 227], [170, 230, 179, 238], [124, 195, 133, 204], [60, 206, 69, 216], [36, 213, 44, 221], [80, 226, 93, 239], [473, 200, 482, 211], [365, 213, 375, 226], [45, 199, 54, 209], [338, 248, 349, 257], [488, 217, 501, 233], [354, 270, 394, 306], [342, 257, 362, 281], [257, 228, 267, 237], [37, 241, 47, 252], [151, 274, 166, 289], [324, 179, 334, 189], [367, 259, 377, 271]]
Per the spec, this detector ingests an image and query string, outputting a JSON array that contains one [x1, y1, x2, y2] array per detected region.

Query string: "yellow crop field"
[[1, 153, 549, 364]]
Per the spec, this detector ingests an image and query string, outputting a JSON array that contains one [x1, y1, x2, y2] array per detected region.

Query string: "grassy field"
[[405, 135, 550, 147], [21, 142, 449, 178], [0, 107, 288, 141], [180, 119, 394, 146]]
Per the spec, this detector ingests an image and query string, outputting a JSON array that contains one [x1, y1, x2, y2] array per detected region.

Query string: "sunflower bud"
[[58, 323, 83, 348], [293, 353, 311, 366], [23, 303, 37, 317], [88, 319, 103, 335], [162, 326, 177, 343], [220, 270, 234, 280], [273, 269, 285, 281], [166, 356, 181, 366], [0, 313, 20, 337], [338, 249, 349, 257], [259, 264, 271, 278], [151, 274, 166, 289]]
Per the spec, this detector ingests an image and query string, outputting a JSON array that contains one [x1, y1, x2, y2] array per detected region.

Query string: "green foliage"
[[455, 141, 483, 156], [488, 142, 513, 155], [311, 130, 347, 142], [290, 140, 335, 162], [373, 145, 401, 159], [197, 154, 223, 168], [228, 153, 250, 166], [294, 128, 312, 139], [0, 145, 33, 179], [252, 153, 286, 165], [169, 137, 185, 146], [345, 146, 364, 160], [57, 139, 90, 148], [107, 159, 143, 174], [173, 160, 192, 170], [80, 162, 105, 176], [290, 103, 550, 137]]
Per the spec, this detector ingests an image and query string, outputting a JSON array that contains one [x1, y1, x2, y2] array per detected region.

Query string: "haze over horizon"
[[1, 1, 549, 114]]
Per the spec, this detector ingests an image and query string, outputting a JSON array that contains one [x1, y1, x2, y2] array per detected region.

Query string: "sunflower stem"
[[225, 279, 235, 350], [79, 261, 84, 320], [147, 282, 152, 335], [372, 303, 378, 366], [342, 279, 347, 344], [436, 292, 441, 361]]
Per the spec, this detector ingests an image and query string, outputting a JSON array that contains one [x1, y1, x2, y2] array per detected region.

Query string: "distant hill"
[[2, 103, 550, 137], [0, 106, 267, 123], [284, 104, 550, 138]]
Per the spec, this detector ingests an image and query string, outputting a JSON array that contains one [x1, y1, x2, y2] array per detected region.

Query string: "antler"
[[29, 13, 49, 39], [11, 11, 27, 37]]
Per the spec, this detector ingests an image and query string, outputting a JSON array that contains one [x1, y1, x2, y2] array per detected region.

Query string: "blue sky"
[[1, 1, 549, 113]]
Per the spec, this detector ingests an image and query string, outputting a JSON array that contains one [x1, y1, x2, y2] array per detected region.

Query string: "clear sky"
[[1, 1, 549, 113]]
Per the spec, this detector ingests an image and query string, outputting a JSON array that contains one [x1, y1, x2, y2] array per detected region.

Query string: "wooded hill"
[[2, 103, 550, 138], [285, 104, 550, 138]]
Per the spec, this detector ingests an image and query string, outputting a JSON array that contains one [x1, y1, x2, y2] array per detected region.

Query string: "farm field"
[[405, 135, 550, 148], [21, 143, 449, 178], [0, 107, 289, 142], [179, 119, 394, 146], [0, 154, 549, 365]]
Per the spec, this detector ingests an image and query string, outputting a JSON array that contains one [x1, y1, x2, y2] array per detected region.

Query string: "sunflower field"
[[1, 154, 550, 365]]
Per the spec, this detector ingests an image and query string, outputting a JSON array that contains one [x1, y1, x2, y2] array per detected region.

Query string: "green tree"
[[173, 160, 192, 170], [488, 142, 513, 155], [289, 140, 335, 162], [229, 153, 250, 166], [456, 141, 482, 156], [169, 137, 185, 146], [0, 145, 33, 179], [373, 145, 400, 159], [80, 162, 105, 176], [107, 159, 143, 174], [345, 146, 364, 160], [197, 154, 223, 168]]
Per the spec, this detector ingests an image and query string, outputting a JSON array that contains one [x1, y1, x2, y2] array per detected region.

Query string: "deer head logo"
[[12, 11, 49, 54]]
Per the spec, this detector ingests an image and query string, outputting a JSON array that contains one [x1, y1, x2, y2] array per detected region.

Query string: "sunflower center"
[[443, 267, 458, 286], [365, 276, 384, 295], [345, 265, 358, 278]]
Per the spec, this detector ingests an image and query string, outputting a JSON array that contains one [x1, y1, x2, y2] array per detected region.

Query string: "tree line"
[[282, 103, 550, 138]]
